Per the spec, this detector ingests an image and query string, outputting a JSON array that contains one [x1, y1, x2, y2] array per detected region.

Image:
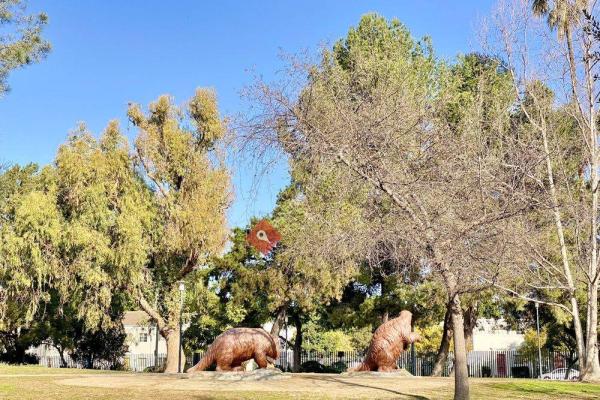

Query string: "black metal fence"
[[36, 349, 577, 378], [278, 349, 577, 378], [36, 353, 195, 372], [38, 355, 115, 370], [123, 353, 196, 371]]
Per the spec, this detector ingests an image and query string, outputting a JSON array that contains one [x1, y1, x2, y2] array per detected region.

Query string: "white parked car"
[[541, 368, 579, 380]]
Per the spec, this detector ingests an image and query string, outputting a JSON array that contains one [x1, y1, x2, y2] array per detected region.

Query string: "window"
[[139, 332, 148, 343]]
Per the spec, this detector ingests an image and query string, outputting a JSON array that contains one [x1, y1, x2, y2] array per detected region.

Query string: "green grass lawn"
[[489, 380, 600, 398], [2, 365, 600, 399]]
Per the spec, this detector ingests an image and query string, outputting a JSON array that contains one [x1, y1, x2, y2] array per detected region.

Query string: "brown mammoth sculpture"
[[187, 327, 279, 372], [352, 310, 421, 372]]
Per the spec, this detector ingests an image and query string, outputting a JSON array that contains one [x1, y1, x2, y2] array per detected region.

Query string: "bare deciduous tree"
[[486, 0, 600, 381], [240, 15, 538, 399]]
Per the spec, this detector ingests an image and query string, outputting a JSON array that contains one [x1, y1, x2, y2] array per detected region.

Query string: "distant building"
[[472, 318, 524, 351], [122, 310, 166, 355], [28, 311, 168, 361]]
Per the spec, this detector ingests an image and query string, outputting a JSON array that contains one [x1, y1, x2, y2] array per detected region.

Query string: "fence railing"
[[39, 355, 112, 370], [277, 349, 577, 378], [37, 353, 195, 372], [36, 349, 578, 378]]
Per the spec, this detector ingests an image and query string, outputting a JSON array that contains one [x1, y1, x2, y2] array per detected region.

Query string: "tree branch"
[[481, 276, 574, 315], [138, 292, 166, 331]]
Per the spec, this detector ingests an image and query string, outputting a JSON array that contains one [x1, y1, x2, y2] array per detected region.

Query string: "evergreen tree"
[[0, 0, 50, 94]]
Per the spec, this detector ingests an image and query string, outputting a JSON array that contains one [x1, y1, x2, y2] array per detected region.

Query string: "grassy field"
[[2, 365, 600, 400]]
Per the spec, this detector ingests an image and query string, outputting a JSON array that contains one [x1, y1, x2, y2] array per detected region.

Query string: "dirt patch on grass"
[[58, 373, 449, 399]]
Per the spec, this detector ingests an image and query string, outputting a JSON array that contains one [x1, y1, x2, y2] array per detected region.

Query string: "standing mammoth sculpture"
[[187, 327, 279, 372], [352, 310, 421, 372]]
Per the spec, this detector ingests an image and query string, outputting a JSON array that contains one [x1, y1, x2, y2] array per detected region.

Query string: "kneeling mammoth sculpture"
[[352, 310, 421, 372], [187, 327, 279, 372]]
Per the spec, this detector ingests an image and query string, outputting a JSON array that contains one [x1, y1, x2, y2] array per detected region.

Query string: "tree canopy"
[[0, 0, 50, 94]]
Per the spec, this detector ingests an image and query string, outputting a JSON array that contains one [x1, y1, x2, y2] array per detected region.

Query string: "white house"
[[122, 310, 166, 355]]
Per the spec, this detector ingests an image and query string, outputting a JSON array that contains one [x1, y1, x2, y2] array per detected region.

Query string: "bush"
[[511, 366, 531, 378], [481, 365, 491, 377], [142, 365, 164, 373], [329, 361, 348, 373], [70, 324, 127, 369], [299, 360, 347, 373], [300, 360, 327, 373], [0, 352, 38, 365]]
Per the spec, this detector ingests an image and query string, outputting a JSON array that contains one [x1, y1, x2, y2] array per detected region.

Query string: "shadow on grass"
[[303, 375, 431, 400]]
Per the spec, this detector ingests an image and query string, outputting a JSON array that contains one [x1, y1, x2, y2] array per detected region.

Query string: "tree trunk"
[[381, 310, 389, 324], [565, 352, 577, 380], [582, 281, 600, 381], [154, 323, 160, 368], [57, 347, 68, 368], [536, 102, 587, 371], [137, 294, 184, 374], [292, 314, 303, 373], [450, 295, 470, 400], [432, 304, 452, 377], [270, 307, 287, 336], [463, 304, 477, 352], [380, 276, 389, 324], [163, 327, 184, 373], [14, 335, 27, 364], [570, 296, 586, 371], [582, 17, 600, 380]]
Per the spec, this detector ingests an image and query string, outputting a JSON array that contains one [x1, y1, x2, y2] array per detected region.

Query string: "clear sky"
[[0, 0, 497, 228]]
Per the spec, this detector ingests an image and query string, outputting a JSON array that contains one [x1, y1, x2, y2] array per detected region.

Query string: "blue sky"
[[0, 0, 496, 228]]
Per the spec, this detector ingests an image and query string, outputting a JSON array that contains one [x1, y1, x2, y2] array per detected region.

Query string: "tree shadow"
[[303, 375, 432, 400]]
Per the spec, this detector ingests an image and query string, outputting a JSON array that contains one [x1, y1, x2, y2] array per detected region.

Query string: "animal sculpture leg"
[[253, 353, 268, 369], [231, 363, 244, 372], [216, 358, 234, 371]]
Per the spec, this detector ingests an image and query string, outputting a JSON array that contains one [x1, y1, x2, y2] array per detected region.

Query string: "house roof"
[[122, 311, 151, 327]]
